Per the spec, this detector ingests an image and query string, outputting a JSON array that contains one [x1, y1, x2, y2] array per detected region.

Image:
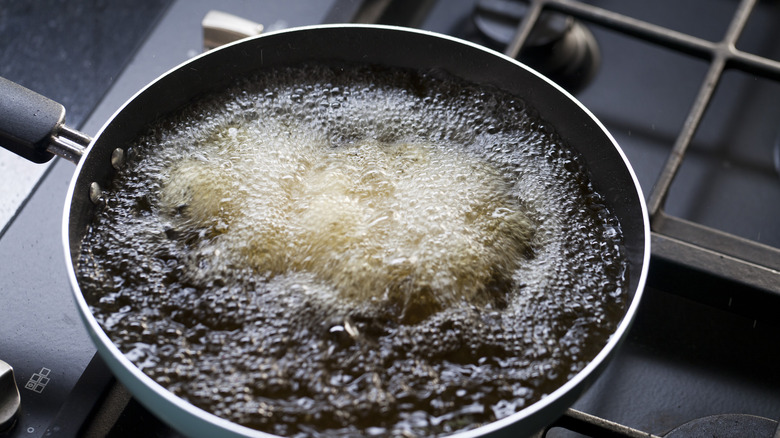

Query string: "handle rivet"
[[111, 148, 126, 170], [89, 182, 103, 205]]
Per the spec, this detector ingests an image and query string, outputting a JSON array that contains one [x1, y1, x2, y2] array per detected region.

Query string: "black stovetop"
[[1, 1, 779, 437]]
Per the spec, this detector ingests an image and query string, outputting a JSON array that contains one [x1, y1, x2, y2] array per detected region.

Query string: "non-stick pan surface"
[[3, 24, 649, 438]]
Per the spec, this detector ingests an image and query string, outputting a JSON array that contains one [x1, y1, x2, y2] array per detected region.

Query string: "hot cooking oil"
[[77, 64, 627, 437]]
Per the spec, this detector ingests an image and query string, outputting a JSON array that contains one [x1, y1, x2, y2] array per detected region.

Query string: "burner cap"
[[663, 414, 778, 438], [472, 0, 600, 93]]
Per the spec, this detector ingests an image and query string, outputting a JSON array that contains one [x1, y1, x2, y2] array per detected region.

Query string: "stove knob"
[[0, 360, 21, 432]]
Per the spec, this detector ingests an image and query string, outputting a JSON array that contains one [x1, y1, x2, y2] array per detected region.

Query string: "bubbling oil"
[[77, 64, 628, 437]]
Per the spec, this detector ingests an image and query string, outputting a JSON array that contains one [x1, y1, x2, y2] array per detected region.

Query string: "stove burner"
[[472, 0, 599, 93], [663, 414, 779, 438]]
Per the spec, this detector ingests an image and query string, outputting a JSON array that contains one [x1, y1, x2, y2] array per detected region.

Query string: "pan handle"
[[0, 76, 92, 164]]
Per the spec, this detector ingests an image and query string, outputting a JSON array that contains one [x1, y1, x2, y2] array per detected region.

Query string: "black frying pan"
[[0, 25, 650, 437]]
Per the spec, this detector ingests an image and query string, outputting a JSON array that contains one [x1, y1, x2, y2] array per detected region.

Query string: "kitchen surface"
[[1, 0, 779, 437]]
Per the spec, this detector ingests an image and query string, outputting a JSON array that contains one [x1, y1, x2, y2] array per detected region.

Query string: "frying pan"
[[0, 25, 650, 437]]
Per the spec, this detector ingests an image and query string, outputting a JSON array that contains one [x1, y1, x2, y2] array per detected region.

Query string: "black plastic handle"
[[0, 76, 65, 163]]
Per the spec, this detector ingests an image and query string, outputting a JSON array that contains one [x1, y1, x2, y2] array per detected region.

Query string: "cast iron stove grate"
[[504, 0, 780, 309]]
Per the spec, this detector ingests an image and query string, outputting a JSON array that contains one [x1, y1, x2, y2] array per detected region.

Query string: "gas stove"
[[1, 1, 779, 437]]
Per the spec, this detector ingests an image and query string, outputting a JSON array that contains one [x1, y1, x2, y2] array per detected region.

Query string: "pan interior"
[[74, 62, 629, 437]]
